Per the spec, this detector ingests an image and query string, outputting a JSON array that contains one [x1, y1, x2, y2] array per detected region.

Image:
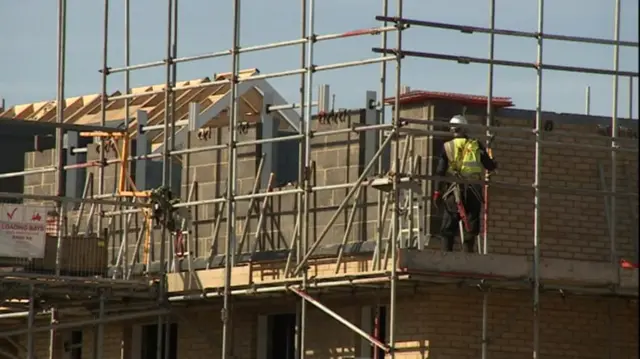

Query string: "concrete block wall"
[[22, 288, 638, 359], [178, 109, 381, 259], [23, 149, 57, 199], [395, 103, 440, 248], [180, 122, 262, 257]]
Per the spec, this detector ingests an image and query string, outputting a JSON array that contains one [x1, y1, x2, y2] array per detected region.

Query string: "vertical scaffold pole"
[[375, 0, 389, 271], [157, 1, 174, 358], [121, 0, 132, 281], [162, 0, 173, 186], [585, 86, 592, 115], [52, 1, 67, 358], [629, 77, 633, 119], [532, 0, 544, 358], [96, 292, 105, 359], [610, 0, 621, 270], [295, 0, 307, 356], [222, 0, 241, 356], [300, 0, 316, 356], [98, 0, 109, 242], [481, 0, 496, 357], [483, 0, 496, 256], [165, 2, 179, 359], [169, 0, 179, 191], [389, 1, 403, 358], [27, 285, 35, 359]]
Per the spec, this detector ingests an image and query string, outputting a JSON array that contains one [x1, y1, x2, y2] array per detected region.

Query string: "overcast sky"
[[1, 0, 638, 118]]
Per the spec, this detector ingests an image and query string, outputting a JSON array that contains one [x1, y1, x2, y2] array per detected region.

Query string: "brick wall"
[[480, 110, 638, 262], [397, 100, 638, 261], [21, 288, 638, 359]]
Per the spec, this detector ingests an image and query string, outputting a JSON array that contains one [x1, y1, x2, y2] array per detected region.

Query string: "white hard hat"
[[449, 115, 468, 125]]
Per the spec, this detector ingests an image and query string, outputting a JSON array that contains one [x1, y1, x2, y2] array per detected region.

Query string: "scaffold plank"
[[166, 256, 392, 293], [399, 249, 639, 293]]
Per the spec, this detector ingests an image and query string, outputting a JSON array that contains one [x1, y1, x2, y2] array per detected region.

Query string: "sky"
[[0, 0, 638, 119]]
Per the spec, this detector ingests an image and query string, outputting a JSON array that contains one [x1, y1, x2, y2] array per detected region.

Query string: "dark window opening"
[[70, 330, 82, 359], [275, 131, 299, 186], [141, 323, 178, 359], [0, 141, 25, 204], [267, 313, 296, 359], [75, 152, 87, 196], [146, 160, 182, 196], [60, 149, 68, 197], [372, 306, 387, 359]]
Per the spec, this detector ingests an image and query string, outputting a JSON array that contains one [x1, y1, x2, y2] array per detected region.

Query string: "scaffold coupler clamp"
[[476, 279, 489, 292], [303, 165, 312, 183]]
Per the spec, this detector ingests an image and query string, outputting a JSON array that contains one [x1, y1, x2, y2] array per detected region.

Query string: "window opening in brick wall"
[[140, 323, 178, 359], [372, 305, 387, 359], [275, 131, 299, 186], [267, 313, 296, 359], [145, 158, 182, 196], [73, 151, 87, 198], [0, 140, 25, 204], [60, 148, 68, 197], [67, 330, 83, 359]]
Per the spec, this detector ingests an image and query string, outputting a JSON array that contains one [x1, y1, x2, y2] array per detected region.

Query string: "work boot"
[[440, 236, 455, 252], [463, 240, 475, 253]]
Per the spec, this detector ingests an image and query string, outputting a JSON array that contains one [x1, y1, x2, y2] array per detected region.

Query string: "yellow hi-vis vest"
[[443, 138, 484, 178]]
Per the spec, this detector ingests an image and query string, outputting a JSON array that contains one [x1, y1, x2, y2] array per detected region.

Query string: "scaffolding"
[[0, 0, 638, 358]]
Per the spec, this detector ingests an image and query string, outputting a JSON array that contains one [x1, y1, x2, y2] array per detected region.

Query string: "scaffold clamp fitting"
[[220, 308, 229, 323]]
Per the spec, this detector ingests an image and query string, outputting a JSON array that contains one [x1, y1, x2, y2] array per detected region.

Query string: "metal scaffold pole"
[[121, 0, 132, 284], [630, 77, 634, 119], [222, 0, 241, 356], [169, 0, 179, 191], [389, 0, 403, 358], [166, 3, 179, 359], [156, 1, 174, 358], [294, 0, 307, 356], [610, 0, 621, 271], [95, 292, 106, 359], [481, 0, 496, 357], [27, 285, 35, 359], [98, 0, 109, 239], [532, 0, 544, 357], [374, 0, 389, 272], [299, 0, 316, 355], [51, 1, 67, 358]]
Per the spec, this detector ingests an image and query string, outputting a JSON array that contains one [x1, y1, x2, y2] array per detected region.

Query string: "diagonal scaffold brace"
[[288, 286, 391, 354]]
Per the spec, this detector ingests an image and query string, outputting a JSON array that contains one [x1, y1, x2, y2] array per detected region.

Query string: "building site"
[[0, 0, 638, 358]]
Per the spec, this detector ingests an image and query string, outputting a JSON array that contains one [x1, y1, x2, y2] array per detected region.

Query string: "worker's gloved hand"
[[432, 191, 441, 201], [432, 191, 442, 209]]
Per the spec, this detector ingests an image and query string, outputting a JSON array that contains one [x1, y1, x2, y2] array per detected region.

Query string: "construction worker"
[[432, 115, 497, 253]]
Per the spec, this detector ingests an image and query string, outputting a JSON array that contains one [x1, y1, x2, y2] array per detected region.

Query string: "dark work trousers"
[[439, 183, 483, 252]]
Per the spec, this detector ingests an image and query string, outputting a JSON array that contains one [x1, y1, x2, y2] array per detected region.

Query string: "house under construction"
[[0, 1, 638, 359]]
